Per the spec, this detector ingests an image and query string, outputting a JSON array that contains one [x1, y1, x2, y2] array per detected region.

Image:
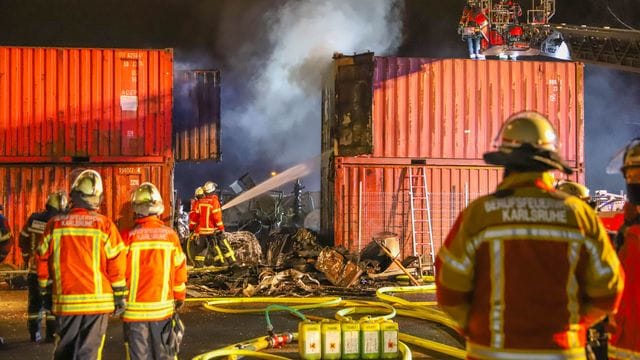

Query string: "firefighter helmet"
[[483, 111, 572, 174], [131, 182, 164, 217], [556, 180, 590, 201], [70, 169, 104, 209], [203, 181, 217, 195], [46, 191, 68, 211], [194, 187, 204, 199]]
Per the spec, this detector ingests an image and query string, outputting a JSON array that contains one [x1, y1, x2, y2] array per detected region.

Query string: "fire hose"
[[188, 285, 466, 360]]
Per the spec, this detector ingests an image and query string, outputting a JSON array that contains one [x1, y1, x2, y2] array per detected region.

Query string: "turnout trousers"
[[54, 314, 108, 360], [27, 273, 55, 342], [124, 319, 174, 360]]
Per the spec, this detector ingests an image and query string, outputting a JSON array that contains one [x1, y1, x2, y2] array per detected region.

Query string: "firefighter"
[[459, 2, 489, 59], [436, 111, 624, 360], [36, 169, 127, 360], [19, 191, 67, 343], [194, 181, 235, 266], [608, 138, 640, 359], [556, 180, 597, 208], [0, 204, 12, 263], [188, 186, 204, 233], [121, 182, 187, 360]]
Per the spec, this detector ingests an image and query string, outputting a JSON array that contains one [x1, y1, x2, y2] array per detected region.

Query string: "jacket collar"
[[134, 216, 163, 226], [497, 171, 556, 191]]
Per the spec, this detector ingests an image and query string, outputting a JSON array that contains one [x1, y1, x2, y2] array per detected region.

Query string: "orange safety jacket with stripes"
[[436, 172, 624, 360], [609, 220, 640, 359], [195, 194, 224, 235], [121, 216, 187, 322], [188, 197, 200, 233], [36, 207, 126, 316]]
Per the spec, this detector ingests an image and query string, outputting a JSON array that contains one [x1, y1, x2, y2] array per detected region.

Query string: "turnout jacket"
[[609, 220, 640, 359], [36, 207, 126, 316], [436, 172, 624, 360], [121, 216, 187, 322], [20, 209, 60, 272], [194, 194, 224, 235]]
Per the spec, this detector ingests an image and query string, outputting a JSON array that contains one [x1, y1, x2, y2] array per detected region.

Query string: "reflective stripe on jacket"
[[121, 216, 187, 322], [20, 210, 58, 272], [609, 221, 640, 359], [436, 172, 624, 358], [195, 195, 224, 235], [36, 207, 126, 316]]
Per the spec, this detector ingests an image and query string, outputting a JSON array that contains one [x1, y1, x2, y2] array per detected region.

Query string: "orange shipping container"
[[0, 162, 174, 267], [0, 46, 174, 162], [324, 53, 584, 168], [329, 157, 585, 263]]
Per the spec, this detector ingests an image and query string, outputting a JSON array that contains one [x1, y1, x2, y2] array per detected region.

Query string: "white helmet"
[[131, 182, 165, 217], [203, 181, 217, 195], [70, 169, 104, 209]]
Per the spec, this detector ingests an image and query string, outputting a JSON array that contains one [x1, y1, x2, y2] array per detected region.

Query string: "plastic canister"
[[360, 319, 381, 359], [341, 321, 360, 359], [298, 321, 322, 360], [380, 320, 399, 359], [321, 320, 342, 360]]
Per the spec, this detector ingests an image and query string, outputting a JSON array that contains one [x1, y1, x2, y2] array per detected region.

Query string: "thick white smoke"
[[221, 0, 403, 186]]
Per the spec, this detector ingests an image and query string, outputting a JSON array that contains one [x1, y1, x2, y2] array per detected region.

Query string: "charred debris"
[[183, 175, 419, 298]]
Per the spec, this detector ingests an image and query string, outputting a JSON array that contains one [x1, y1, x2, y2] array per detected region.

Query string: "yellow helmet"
[[484, 111, 572, 174], [556, 180, 590, 201], [46, 191, 68, 211], [70, 169, 104, 209], [203, 181, 217, 194], [194, 187, 204, 198], [131, 182, 164, 217]]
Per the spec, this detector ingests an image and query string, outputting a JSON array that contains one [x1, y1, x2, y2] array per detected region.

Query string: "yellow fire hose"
[[189, 284, 466, 360]]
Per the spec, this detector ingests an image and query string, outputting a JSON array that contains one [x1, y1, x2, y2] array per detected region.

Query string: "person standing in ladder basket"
[[436, 111, 624, 360]]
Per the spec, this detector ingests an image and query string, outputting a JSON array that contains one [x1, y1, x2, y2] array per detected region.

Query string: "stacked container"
[[321, 53, 585, 261], [0, 46, 220, 266]]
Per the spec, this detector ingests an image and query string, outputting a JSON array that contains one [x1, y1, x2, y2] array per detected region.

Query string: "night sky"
[[1, 0, 639, 196]]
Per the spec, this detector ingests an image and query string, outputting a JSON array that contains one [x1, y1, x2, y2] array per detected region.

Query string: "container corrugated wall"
[[0, 47, 174, 162], [173, 70, 221, 161], [0, 163, 174, 266], [332, 157, 585, 261], [328, 54, 584, 168]]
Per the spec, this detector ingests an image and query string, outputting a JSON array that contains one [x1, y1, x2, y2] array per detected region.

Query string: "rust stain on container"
[[327, 157, 584, 262], [0, 46, 174, 161], [0, 162, 174, 267], [324, 54, 584, 168], [173, 70, 221, 161]]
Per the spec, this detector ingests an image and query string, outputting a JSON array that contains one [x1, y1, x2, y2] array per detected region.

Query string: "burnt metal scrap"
[[187, 226, 408, 298]]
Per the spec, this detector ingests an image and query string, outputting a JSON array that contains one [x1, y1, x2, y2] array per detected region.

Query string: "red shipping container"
[[325, 54, 584, 168], [328, 157, 584, 263], [0, 46, 174, 162], [0, 162, 174, 267]]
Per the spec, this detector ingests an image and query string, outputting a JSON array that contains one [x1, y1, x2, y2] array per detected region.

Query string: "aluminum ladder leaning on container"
[[408, 166, 435, 276]]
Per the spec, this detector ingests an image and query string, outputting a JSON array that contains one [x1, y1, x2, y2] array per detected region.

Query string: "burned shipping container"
[[321, 54, 585, 262]]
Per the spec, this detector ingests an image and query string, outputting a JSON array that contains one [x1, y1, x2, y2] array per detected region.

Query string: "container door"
[[173, 70, 221, 161]]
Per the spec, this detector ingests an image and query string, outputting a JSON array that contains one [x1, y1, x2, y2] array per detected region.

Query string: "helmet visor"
[[606, 138, 640, 174]]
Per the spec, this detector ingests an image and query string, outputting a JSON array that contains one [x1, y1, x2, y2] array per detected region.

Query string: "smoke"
[[176, 0, 404, 195], [584, 65, 640, 193]]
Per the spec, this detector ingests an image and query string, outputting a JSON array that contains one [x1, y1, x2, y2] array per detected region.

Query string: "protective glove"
[[174, 300, 184, 311], [113, 286, 128, 317]]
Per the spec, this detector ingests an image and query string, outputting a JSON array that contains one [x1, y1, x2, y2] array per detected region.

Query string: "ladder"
[[408, 166, 435, 275]]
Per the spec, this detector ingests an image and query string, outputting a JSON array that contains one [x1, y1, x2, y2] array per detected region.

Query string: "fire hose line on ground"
[[188, 285, 466, 360]]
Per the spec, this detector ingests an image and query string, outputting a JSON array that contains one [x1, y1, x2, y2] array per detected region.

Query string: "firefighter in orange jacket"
[[19, 191, 67, 343], [36, 169, 127, 360], [608, 138, 640, 359], [121, 182, 187, 360], [188, 186, 204, 232], [192, 181, 235, 266], [436, 111, 624, 360]]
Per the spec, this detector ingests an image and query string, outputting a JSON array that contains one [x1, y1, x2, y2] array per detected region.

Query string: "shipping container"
[[328, 157, 584, 263], [323, 53, 584, 168], [0, 46, 174, 162], [0, 162, 174, 267], [173, 70, 221, 161]]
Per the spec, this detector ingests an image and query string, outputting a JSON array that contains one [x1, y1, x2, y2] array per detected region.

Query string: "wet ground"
[[0, 289, 463, 359]]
